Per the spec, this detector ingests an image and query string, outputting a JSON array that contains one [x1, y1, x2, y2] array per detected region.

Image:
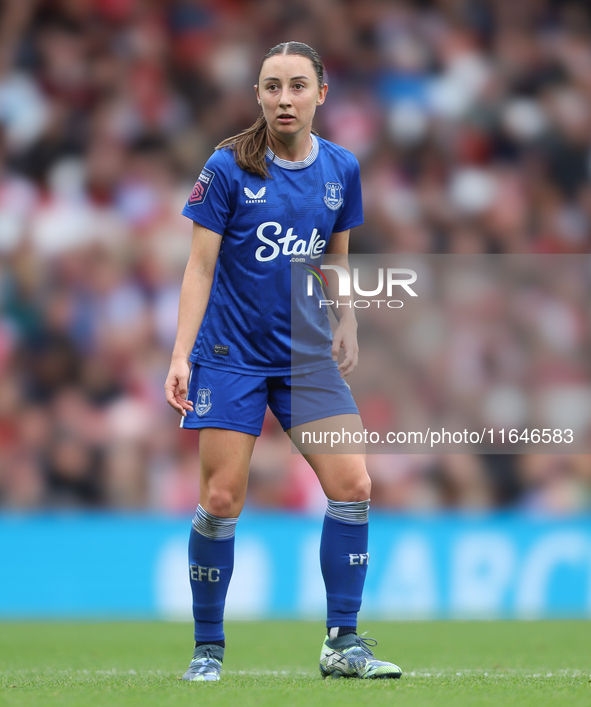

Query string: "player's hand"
[[164, 358, 194, 417], [331, 316, 359, 377]]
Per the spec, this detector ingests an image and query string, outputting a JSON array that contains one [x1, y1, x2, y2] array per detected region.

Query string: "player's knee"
[[339, 472, 371, 502], [353, 474, 371, 501], [203, 488, 242, 518]]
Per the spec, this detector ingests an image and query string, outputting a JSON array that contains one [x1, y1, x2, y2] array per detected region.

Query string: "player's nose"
[[279, 87, 292, 106]]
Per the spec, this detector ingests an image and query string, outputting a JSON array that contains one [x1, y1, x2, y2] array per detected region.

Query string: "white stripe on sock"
[[192, 505, 238, 540], [325, 499, 370, 524]]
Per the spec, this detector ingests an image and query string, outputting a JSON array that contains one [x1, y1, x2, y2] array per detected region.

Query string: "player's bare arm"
[[325, 229, 359, 378], [164, 223, 222, 416]]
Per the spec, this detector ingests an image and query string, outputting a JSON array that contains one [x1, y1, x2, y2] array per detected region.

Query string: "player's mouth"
[[277, 113, 296, 124]]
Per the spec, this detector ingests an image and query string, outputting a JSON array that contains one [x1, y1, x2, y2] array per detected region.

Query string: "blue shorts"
[[180, 364, 359, 436]]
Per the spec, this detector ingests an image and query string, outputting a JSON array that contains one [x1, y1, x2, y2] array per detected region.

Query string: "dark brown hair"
[[216, 41, 325, 178]]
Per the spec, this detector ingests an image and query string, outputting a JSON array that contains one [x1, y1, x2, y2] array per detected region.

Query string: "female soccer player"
[[164, 41, 401, 682]]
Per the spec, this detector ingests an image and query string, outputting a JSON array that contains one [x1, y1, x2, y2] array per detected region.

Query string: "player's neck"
[[267, 131, 313, 163]]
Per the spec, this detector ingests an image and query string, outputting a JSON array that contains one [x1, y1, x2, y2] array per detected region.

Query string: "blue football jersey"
[[181, 134, 364, 375]]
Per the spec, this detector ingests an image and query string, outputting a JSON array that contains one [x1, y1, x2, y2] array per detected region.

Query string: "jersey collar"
[[266, 134, 319, 170]]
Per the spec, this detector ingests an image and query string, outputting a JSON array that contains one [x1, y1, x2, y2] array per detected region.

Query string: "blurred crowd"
[[349, 254, 591, 513], [1, 0, 591, 513]]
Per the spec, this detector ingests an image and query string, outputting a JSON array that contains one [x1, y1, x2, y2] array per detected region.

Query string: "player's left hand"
[[331, 316, 359, 377]]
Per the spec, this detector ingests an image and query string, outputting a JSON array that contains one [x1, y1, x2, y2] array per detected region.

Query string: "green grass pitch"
[[1, 621, 590, 706]]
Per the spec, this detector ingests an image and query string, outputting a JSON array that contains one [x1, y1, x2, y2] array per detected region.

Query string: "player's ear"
[[254, 85, 261, 104], [317, 83, 328, 106]]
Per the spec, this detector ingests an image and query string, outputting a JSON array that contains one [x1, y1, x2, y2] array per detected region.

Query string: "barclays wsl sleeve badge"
[[195, 388, 212, 416], [323, 182, 344, 210], [188, 168, 215, 205]]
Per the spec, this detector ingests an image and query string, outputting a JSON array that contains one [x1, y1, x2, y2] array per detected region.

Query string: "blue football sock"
[[320, 499, 370, 631], [188, 505, 238, 643]]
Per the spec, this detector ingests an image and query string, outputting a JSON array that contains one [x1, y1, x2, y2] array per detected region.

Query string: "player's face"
[[255, 54, 327, 140]]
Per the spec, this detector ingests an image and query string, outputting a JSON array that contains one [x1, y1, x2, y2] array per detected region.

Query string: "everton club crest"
[[195, 388, 212, 416], [323, 182, 344, 210]]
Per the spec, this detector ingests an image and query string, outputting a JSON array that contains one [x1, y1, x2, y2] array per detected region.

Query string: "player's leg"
[[290, 419, 372, 641], [191, 427, 256, 637], [270, 372, 371, 642], [183, 428, 256, 681], [274, 364, 402, 679], [297, 425, 402, 679], [180, 367, 266, 681]]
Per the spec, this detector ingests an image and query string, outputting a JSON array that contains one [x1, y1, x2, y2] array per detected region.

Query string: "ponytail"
[[216, 115, 319, 179], [216, 113, 270, 179]]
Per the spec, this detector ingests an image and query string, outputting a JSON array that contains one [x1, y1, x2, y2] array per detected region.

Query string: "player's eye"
[[293, 83, 304, 90], [267, 84, 278, 91]]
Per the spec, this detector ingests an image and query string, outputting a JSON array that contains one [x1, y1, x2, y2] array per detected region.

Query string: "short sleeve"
[[333, 158, 364, 233], [181, 149, 234, 235]]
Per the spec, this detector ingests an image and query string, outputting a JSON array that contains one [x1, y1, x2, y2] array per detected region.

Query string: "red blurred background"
[[1, 0, 590, 514]]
